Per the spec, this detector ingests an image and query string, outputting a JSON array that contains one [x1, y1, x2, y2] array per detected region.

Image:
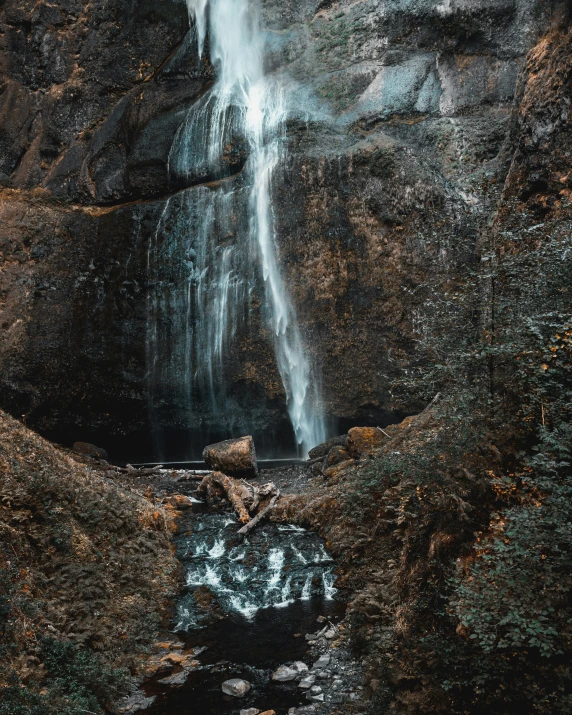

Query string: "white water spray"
[[163, 0, 325, 455]]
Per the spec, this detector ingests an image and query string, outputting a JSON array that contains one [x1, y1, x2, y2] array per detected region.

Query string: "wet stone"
[[298, 674, 316, 689], [313, 654, 331, 668], [221, 678, 251, 697], [272, 665, 298, 682], [240, 709, 260, 715]]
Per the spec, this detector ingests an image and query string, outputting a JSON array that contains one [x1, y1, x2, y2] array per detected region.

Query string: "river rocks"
[[240, 709, 260, 715], [221, 678, 251, 697], [298, 674, 316, 689], [346, 427, 386, 458], [111, 690, 156, 714], [158, 670, 191, 687], [271, 664, 299, 682], [72, 441, 108, 460], [292, 661, 309, 675], [306, 693, 324, 703], [203, 436, 258, 478], [314, 654, 331, 668]]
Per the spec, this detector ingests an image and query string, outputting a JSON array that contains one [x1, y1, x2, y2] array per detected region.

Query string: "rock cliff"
[[0, 0, 562, 459]]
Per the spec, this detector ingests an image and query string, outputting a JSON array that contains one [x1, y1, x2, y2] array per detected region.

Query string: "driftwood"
[[198, 471, 252, 523], [198, 472, 280, 533], [237, 489, 281, 535]]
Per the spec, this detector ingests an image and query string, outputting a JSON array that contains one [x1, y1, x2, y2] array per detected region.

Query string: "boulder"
[[308, 435, 347, 460], [322, 445, 350, 472], [203, 436, 258, 478], [271, 665, 299, 682], [222, 679, 251, 697], [167, 494, 194, 510], [72, 441, 108, 460], [346, 427, 386, 458]]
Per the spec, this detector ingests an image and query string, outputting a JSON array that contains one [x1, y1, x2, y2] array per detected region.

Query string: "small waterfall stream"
[[146, 0, 326, 456], [175, 513, 337, 630], [145, 491, 343, 715]]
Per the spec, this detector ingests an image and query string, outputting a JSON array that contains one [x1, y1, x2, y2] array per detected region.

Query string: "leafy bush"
[[0, 639, 130, 715]]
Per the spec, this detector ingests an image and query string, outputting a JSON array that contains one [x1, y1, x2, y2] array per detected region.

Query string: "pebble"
[[313, 654, 330, 669], [271, 665, 298, 682], [158, 670, 189, 687], [292, 661, 309, 675], [298, 674, 316, 689], [221, 679, 251, 697], [310, 685, 322, 695], [307, 693, 325, 703], [240, 710, 260, 715]]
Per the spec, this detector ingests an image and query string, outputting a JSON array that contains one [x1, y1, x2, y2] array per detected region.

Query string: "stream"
[[143, 494, 347, 715]]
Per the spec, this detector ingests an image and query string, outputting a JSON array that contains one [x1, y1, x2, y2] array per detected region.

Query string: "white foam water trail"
[[291, 546, 308, 564], [168, 0, 326, 454], [301, 573, 313, 600], [208, 538, 226, 558], [322, 570, 338, 600], [278, 524, 307, 533], [266, 548, 285, 589], [175, 514, 338, 631]]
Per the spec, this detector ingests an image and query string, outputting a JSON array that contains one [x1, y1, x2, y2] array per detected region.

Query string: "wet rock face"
[[0, 0, 558, 458]]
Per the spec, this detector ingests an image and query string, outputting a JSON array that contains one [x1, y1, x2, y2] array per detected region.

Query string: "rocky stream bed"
[[112, 461, 368, 715]]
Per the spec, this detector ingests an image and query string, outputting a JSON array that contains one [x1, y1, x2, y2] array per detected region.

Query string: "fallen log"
[[197, 471, 252, 523], [237, 489, 281, 536]]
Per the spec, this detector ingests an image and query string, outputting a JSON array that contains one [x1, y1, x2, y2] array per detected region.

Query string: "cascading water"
[[175, 512, 337, 631], [146, 0, 326, 456]]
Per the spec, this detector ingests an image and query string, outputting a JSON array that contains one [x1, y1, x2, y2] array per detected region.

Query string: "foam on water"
[[175, 513, 338, 629]]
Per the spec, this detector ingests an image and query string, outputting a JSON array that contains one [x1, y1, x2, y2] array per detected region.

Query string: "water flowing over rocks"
[[174, 511, 337, 628]]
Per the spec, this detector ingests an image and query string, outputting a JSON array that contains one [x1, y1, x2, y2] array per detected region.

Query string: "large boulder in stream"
[[202, 436, 258, 478]]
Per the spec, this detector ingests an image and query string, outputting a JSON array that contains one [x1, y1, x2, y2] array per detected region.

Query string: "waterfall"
[[147, 0, 325, 456]]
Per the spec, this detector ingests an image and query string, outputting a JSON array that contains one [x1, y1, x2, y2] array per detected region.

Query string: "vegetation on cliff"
[[278, 13, 572, 715], [0, 411, 178, 714]]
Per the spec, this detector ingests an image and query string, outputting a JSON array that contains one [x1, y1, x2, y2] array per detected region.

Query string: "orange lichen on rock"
[[347, 426, 387, 457]]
